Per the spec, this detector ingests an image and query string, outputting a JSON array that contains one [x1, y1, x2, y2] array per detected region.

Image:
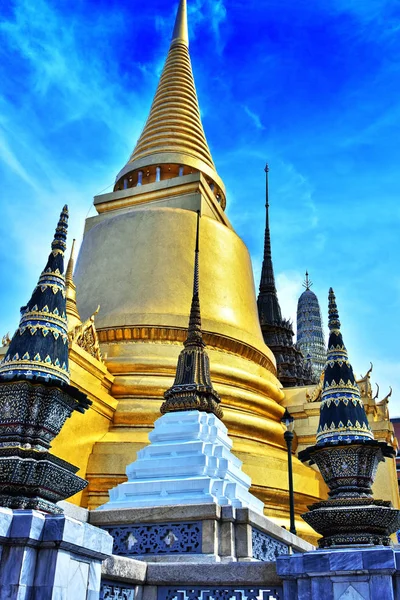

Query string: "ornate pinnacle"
[[65, 239, 76, 285], [328, 287, 341, 331], [171, 0, 188, 47], [0, 206, 70, 385], [160, 210, 222, 418], [315, 288, 373, 446], [51, 205, 68, 253], [303, 271, 313, 290], [185, 211, 205, 348]]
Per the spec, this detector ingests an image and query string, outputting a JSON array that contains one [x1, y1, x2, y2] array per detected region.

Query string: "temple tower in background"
[[296, 272, 326, 379]]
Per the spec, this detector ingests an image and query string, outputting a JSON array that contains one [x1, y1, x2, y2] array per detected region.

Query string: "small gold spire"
[[65, 239, 76, 285], [65, 239, 82, 331], [171, 0, 188, 47]]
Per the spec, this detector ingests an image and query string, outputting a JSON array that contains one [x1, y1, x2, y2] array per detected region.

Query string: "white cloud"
[[243, 106, 265, 130]]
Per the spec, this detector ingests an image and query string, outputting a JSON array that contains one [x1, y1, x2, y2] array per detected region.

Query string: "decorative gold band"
[[97, 325, 277, 375]]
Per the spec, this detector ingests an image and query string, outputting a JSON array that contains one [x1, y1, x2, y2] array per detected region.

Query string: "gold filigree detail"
[[97, 326, 276, 374], [1, 333, 11, 347], [68, 306, 102, 362]]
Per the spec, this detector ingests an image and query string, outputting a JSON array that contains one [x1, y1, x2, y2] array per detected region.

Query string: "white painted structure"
[[99, 410, 264, 514]]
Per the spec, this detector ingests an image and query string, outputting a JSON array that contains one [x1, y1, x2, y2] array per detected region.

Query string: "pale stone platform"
[[0, 506, 112, 600], [98, 411, 264, 514], [90, 502, 313, 563], [277, 546, 400, 600]]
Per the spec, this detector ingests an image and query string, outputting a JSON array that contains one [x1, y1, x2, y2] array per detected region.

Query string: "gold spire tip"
[[66, 239, 76, 283], [171, 0, 189, 47]]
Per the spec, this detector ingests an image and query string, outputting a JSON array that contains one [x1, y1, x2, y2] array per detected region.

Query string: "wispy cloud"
[[243, 106, 265, 130], [190, 0, 227, 52]]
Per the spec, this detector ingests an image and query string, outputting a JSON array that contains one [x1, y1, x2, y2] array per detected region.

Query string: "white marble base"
[[99, 411, 264, 514], [0, 508, 112, 600]]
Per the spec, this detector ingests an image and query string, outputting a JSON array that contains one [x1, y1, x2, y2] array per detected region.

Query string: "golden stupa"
[[6, 0, 392, 543]]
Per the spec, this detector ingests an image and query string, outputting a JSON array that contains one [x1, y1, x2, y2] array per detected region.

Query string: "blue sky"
[[1, 0, 399, 413]]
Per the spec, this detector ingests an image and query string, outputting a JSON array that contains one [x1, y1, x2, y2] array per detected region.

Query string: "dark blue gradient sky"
[[0, 0, 399, 410]]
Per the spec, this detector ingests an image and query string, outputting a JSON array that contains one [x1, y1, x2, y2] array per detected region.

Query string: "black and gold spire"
[[257, 164, 282, 325], [161, 211, 223, 418], [257, 165, 314, 387], [316, 288, 373, 445], [0, 206, 70, 385]]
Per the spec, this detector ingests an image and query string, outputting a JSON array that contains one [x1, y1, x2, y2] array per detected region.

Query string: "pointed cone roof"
[[161, 211, 223, 418], [0, 206, 70, 385], [316, 288, 373, 445], [258, 164, 283, 325], [114, 0, 226, 205]]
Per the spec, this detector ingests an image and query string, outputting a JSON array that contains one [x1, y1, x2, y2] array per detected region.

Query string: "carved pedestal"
[[299, 440, 400, 547], [0, 377, 91, 513]]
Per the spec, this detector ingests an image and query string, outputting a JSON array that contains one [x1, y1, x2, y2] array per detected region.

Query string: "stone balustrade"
[[90, 502, 314, 563]]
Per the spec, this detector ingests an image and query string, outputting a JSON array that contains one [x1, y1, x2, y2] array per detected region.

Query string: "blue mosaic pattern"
[[158, 587, 282, 600], [100, 580, 135, 600], [104, 521, 202, 556], [252, 527, 289, 562]]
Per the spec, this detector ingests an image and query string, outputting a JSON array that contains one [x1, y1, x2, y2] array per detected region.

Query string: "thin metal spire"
[[171, 0, 189, 47], [303, 271, 313, 290], [160, 209, 222, 417], [258, 164, 282, 322], [65, 239, 76, 285], [186, 210, 204, 347]]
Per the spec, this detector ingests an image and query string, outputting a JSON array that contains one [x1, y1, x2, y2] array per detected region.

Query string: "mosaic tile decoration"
[[252, 527, 289, 562], [158, 586, 282, 600], [104, 521, 202, 556]]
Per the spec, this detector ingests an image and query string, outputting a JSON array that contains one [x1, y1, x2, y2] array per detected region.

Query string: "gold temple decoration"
[[65, 239, 81, 331], [1, 333, 10, 347], [113, 0, 226, 208], [69, 307, 102, 362], [65, 241, 102, 362], [161, 211, 223, 418]]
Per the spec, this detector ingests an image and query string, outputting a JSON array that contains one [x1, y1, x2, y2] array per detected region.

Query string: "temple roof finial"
[[0, 207, 70, 385], [257, 166, 314, 387], [258, 164, 282, 321], [303, 271, 313, 290], [185, 210, 204, 348], [328, 287, 341, 331], [65, 239, 82, 331], [113, 0, 226, 207], [160, 211, 222, 417], [316, 288, 373, 446], [65, 239, 76, 285], [171, 0, 189, 47]]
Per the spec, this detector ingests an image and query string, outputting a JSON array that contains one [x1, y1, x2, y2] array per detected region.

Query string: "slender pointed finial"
[[65, 239, 82, 330], [303, 271, 313, 290], [328, 287, 341, 331], [160, 210, 222, 417], [52, 205, 68, 253], [171, 0, 189, 47], [185, 210, 204, 347], [65, 239, 76, 284]]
